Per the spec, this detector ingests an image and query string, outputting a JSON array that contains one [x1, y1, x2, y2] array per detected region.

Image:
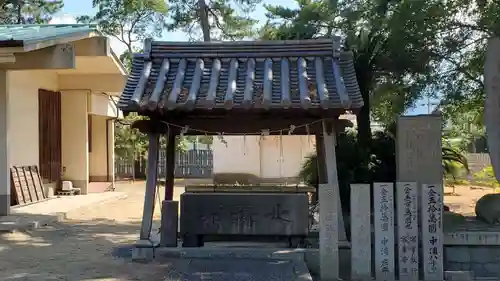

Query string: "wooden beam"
[[0, 44, 75, 70], [131, 118, 352, 135], [73, 37, 110, 57], [58, 74, 126, 92]]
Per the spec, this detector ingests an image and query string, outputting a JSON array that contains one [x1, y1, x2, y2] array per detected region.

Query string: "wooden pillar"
[[314, 134, 325, 203], [160, 130, 178, 247], [0, 70, 9, 216], [139, 133, 160, 240], [319, 119, 341, 281], [164, 130, 176, 200]]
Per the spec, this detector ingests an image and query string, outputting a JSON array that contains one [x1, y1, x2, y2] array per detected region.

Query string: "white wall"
[[107, 119, 115, 184], [89, 114, 108, 179], [7, 70, 58, 166], [89, 94, 121, 118], [260, 136, 315, 178], [212, 135, 316, 179], [61, 90, 89, 193], [212, 136, 261, 176]]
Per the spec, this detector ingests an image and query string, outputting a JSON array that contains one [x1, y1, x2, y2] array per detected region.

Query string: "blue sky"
[[54, 0, 432, 115]]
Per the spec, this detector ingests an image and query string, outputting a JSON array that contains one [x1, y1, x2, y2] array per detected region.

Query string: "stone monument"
[[396, 115, 442, 188]]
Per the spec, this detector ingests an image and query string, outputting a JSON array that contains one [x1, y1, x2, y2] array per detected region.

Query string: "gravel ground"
[[0, 182, 187, 281], [0, 182, 306, 281]]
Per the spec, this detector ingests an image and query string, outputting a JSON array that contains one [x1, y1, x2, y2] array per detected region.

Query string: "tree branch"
[[207, 7, 236, 41], [117, 22, 132, 52], [127, 10, 147, 47], [450, 20, 492, 37]]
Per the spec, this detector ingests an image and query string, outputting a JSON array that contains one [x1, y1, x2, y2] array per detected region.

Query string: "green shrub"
[[300, 130, 470, 209], [473, 166, 496, 180], [300, 130, 396, 213], [472, 166, 500, 187]]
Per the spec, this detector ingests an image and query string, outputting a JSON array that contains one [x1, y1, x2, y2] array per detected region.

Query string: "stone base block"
[[445, 271, 474, 281], [132, 240, 155, 262], [160, 200, 178, 247], [180, 192, 309, 236], [0, 194, 9, 216]]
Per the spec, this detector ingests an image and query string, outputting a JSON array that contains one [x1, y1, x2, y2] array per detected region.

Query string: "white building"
[[212, 135, 316, 181]]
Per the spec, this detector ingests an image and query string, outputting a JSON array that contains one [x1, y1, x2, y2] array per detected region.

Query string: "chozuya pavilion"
[[116, 37, 363, 279]]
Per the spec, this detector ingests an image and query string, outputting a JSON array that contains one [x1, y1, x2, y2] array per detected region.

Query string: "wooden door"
[[38, 89, 62, 185]]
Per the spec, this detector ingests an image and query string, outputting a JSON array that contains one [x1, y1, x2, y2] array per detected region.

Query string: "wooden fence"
[[115, 149, 213, 179], [347, 182, 443, 281]]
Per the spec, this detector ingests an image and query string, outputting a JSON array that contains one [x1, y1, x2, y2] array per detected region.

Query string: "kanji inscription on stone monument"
[[396, 182, 419, 281], [421, 184, 444, 281], [374, 182, 395, 281]]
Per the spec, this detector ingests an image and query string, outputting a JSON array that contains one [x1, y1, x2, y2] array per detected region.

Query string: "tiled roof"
[[118, 39, 363, 113], [0, 24, 97, 47]]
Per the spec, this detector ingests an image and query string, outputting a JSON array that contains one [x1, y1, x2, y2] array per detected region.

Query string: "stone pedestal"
[[350, 184, 371, 281], [160, 200, 178, 247], [179, 193, 309, 236], [444, 271, 473, 281], [132, 239, 155, 262], [319, 183, 339, 281]]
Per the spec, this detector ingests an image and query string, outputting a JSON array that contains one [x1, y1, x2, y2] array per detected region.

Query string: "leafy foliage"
[[472, 166, 499, 187], [299, 130, 396, 210], [0, 0, 63, 24], [299, 129, 469, 207], [261, 0, 455, 142], [299, 130, 396, 187], [260, 0, 500, 154], [77, 0, 168, 64], [167, 0, 261, 41], [79, 0, 209, 156], [431, 1, 500, 141], [442, 147, 470, 179]]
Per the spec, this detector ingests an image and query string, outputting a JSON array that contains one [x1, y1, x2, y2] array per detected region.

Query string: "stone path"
[[444, 185, 495, 215], [0, 182, 179, 280], [0, 182, 309, 281]]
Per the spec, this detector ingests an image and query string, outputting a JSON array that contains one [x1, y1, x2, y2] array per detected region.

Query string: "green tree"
[[77, 0, 171, 156], [167, 0, 260, 41], [77, 0, 169, 64], [261, 0, 456, 175], [0, 0, 63, 24], [261, 0, 458, 170], [434, 0, 500, 145], [167, 0, 259, 145]]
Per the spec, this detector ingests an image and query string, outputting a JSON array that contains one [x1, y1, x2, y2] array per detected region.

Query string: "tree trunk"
[[354, 77, 373, 182], [198, 0, 211, 42], [356, 91, 371, 149], [356, 77, 372, 150], [16, 0, 22, 24]]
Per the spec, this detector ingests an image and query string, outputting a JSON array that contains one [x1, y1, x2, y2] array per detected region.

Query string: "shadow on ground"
[[0, 216, 189, 281]]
